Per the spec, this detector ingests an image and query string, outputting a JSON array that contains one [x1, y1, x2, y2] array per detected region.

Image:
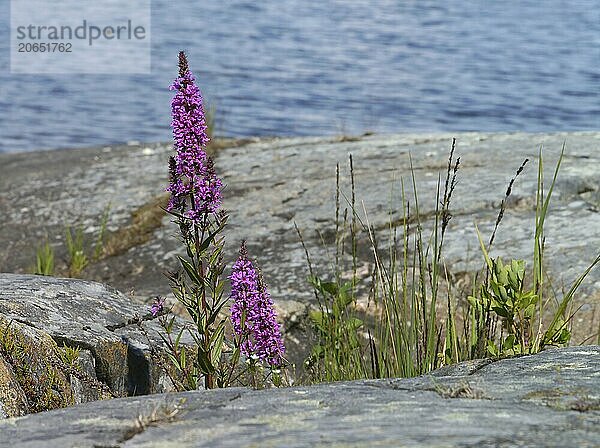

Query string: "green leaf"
[[209, 324, 225, 366], [310, 344, 324, 359], [498, 285, 509, 302], [474, 223, 494, 271], [511, 259, 525, 282], [196, 348, 215, 375], [178, 256, 202, 285], [309, 276, 344, 299], [165, 208, 189, 221], [503, 334, 515, 350], [556, 328, 571, 345], [167, 352, 183, 372], [467, 295, 479, 308], [208, 247, 222, 266], [207, 308, 223, 328], [523, 303, 537, 319], [230, 347, 241, 370], [174, 327, 185, 349], [487, 340, 499, 357], [309, 310, 328, 333], [320, 281, 339, 297], [492, 306, 509, 318], [179, 348, 186, 369], [507, 268, 520, 290], [165, 316, 176, 334], [490, 282, 501, 300], [497, 264, 509, 286], [197, 228, 221, 254], [186, 244, 194, 259], [345, 317, 363, 331], [336, 281, 355, 309]]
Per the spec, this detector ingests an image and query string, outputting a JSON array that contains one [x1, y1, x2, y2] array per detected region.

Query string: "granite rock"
[[0, 274, 191, 416], [0, 346, 597, 447]]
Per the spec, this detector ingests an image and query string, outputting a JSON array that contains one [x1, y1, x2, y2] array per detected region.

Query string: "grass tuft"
[[298, 139, 600, 384]]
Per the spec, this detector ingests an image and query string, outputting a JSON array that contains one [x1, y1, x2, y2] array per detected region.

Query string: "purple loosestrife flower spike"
[[229, 241, 285, 367], [166, 51, 222, 222]]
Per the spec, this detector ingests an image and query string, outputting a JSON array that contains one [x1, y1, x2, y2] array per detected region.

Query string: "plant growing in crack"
[[57, 343, 81, 371], [119, 397, 187, 443], [161, 50, 228, 390]]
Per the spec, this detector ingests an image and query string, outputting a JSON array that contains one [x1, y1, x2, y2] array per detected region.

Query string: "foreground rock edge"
[[0, 273, 193, 417], [0, 346, 597, 448]]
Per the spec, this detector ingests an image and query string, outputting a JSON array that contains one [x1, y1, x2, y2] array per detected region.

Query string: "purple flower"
[[151, 296, 166, 317], [229, 241, 285, 367], [166, 51, 222, 222]]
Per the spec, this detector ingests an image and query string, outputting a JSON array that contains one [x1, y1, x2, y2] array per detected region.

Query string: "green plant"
[[300, 140, 599, 384], [305, 276, 364, 381], [366, 142, 460, 378], [93, 203, 111, 260], [299, 144, 460, 382], [153, 312, 200, 391], [154, 52, 286, 391], [33, 203, 111, 278], [57, 343, 81, 370], [297, 157, 370, 382], [468, 256, 541, 356], [65, 225, 88, 277], [468, 147, 600, 358], [33, 238, 54, 276]]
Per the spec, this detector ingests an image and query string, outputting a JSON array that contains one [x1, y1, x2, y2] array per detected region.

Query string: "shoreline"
[[1, 129, 600, 156]]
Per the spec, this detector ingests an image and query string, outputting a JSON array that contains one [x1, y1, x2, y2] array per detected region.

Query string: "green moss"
[[0, 317, 116, 414], [0, 318, 74, 413], [0, 356, 28, 417]]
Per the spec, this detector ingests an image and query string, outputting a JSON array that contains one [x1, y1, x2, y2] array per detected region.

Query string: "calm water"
[[0, 1, 598, 153]]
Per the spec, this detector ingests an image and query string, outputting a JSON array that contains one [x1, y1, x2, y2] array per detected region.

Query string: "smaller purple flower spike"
[[151, 296, 166, 317], [166, 51, 223, 223], [229, 241, 285, 367]]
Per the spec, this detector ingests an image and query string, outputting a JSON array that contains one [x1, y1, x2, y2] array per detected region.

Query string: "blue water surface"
[[0, 1, 598, 152]]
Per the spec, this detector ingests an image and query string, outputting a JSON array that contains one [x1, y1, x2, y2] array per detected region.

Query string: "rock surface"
[[0, 132, 598, 341], [0, 274, 190, 417], [1, 132, 599, 366], [0, 346, 598, 447]]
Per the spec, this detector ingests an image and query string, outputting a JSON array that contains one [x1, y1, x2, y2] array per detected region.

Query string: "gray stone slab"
[[0, 346, 597, 447], [0, 273, 191, 403]]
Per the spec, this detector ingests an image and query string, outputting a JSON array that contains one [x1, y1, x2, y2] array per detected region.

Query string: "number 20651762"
[[18, 42, 72, 52]]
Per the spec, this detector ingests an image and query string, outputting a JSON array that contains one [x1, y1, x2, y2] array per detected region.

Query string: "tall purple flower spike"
[[166, 51, 222, 221], [229, 241, 285, 367]]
